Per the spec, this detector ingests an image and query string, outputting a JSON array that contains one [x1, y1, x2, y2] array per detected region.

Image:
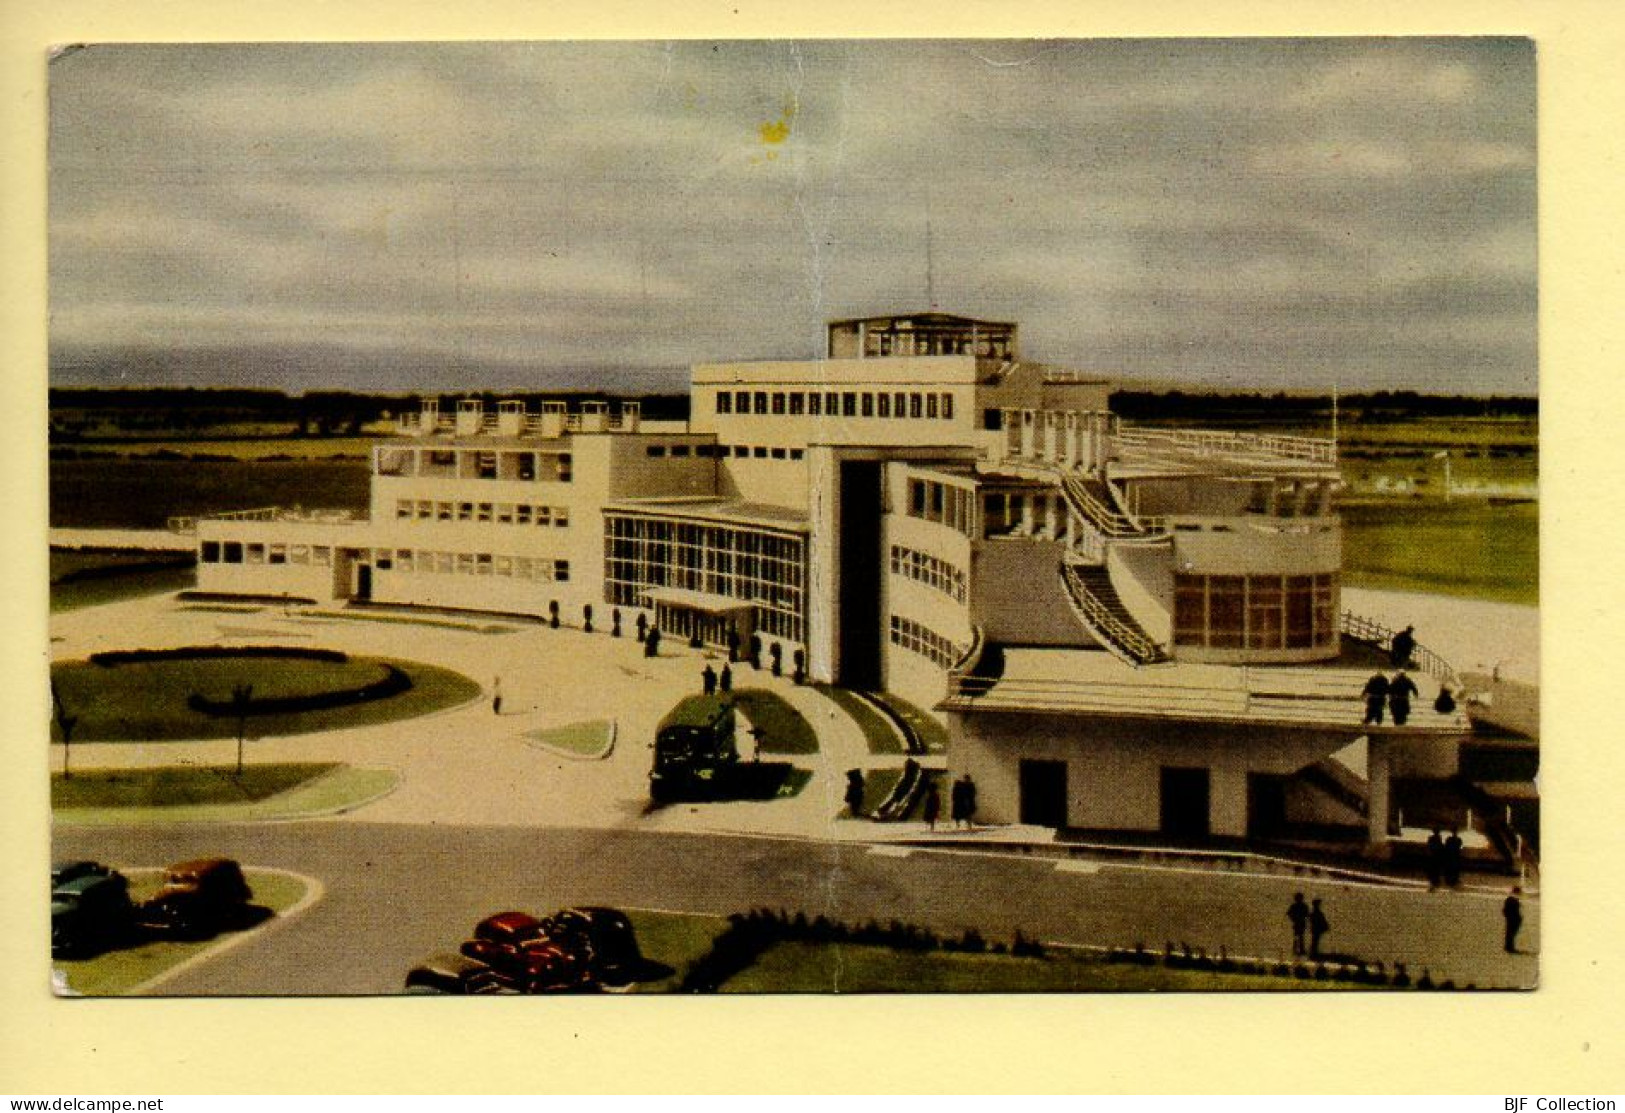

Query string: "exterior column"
[[1002, 409, 1020, 461], [1020, 410, 1036, 459], [1064, 412, 1080, 470], [1019, 493, 1035, 535], [1366, 735, 1394, 855]]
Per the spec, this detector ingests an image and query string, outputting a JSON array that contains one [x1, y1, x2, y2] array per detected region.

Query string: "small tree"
[[50, 680, 78, 780]]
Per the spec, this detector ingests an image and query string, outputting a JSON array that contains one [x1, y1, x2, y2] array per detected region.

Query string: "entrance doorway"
[[1159, 766, 1211, 839], [1019, 759, 1069, 828], [837, 460, 882, 689], [354, 563, 372, 601], [1247, 773, 1288, 838]]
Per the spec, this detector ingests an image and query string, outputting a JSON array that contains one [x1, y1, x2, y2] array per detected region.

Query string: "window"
[[396, 549, 414, 572], [789, 448, 804, 460], [246, 543, 265, 564], [396, 500, 413, 520], [771, 447, 787, 460], [646, 445, 667, 458], [808, 393, 821, 416], [825, 391, 839, 414], [417, 501, 433, 521], [516, 505, 532, 526], [772, 392, 786, 415], [555, 508, 569, 528], [716, 392, 733, 415], [754, 392, 768, 415], [894, 391, 907, 418], [927, 394, 939, 419], [984, 408, 1003, 431], [558, 454, 572, 483], [312, 546, 332, 566], [495, 555, 513, 576], [555, 560, 571, 582], [672, 445, 691, 458], [861, 392, 874, 417], [789, 392, 805, 415], [475, 553, 493, 575], [910, 393, 923, 418], [477, 503, 493, 522], [438, 502, 453, 521], [269, 544, 287, 565], [497, 504, 514, 524], [842, 392, 857, 417], [754, 446, 768, 458], [517, 455, 536, 481], [696, 444, 714, 457], [201, 541, 221, 562], [877, 393, 891, 418], [477, 453, 497, 479], [290, 545, 310, 565], [942, 393, 954, 420], [458, 502, 474, 522], [536, 506, 552, 526]]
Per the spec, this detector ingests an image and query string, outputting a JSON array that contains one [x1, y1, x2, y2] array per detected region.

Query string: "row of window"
[[1172, 573, 1339, 651], [889, 614, 966, 669], [603, 515, 806, 643], [376, 449, 572, 483], [715, 389, 956, 421], [889, 544, 968, 604], [906, 478, 977, 538], [201, 540, 334, 567], [394, 500, 571, 527], [645, 443, 807, 461], [373, 550, 570, 582]]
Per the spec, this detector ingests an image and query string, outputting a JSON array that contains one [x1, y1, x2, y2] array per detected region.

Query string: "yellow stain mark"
[[757, 98, 797, 146]]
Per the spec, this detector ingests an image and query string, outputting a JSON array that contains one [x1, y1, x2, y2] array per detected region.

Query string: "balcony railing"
[[1114, 424, 1337, 468], [1340, 611, 1459, 689]]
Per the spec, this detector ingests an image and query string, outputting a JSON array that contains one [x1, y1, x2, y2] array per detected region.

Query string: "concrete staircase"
[[1060, 561, 1169, 667]]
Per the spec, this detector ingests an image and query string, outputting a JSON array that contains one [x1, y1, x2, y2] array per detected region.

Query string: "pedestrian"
[[1309, 898, 1330, 959], [1288, 892, 1310, 956], [491, 676, 502, 716], [923, 783, 941, 831], [963, 775, 978, 829], [701, 664, 717, 695], [1443, 829, 1463, 887], [1425, 828, 1444, 890], [1390, 624, 1417, 669], [1362, 671, 1390, 725], [845, 769, 866, 819], [727, 627, 741, 663], [1503, 887, 1524, 953], [636, 612, 648, 643], [1388, 669, 1419, 726], [719, 663, 733, 693], [950, 776, 968, 829]]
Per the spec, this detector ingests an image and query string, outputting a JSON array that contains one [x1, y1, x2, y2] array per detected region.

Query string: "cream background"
[[2, 0, 1619, 1095]]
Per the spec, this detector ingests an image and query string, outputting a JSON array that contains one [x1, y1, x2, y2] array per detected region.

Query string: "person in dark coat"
[[963, 775, 978, 829], [950, 776, 968, 829], [1388, 670, 1419, 726], [719, 663, 733, 693], [1362, 672, 1390, 725], [1425, 828, 1445, 890], [1309, 898, 1330, 959], [1503, 887, 1524, 953], [1288, 893, 1311, 956], [923, 783, 942, 831], [701, 664, 717, 695], [1390, 625, 1417, 668], [844, 769, 866, 819], [1443, 830, 1464, 887]]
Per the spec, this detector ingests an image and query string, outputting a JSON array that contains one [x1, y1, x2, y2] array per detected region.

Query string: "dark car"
[[404, 952, 506, 995], [143, 858, 253, 939], [51, 860, 112, 889], [52, 871, 136, 958], [541, 907, 645, 985]]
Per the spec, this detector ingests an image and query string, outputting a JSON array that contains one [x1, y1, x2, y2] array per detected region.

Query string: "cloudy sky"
[[48, 39, 1536, 395]]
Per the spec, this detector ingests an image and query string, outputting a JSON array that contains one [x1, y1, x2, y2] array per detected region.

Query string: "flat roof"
[[944, 647, 1472, 736], [643, 587, 756, 615], [603, 497, 810, 532]]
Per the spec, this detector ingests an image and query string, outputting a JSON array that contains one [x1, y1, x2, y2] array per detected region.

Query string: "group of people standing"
[[921, 774, 978, 830], [1286, 893, 1333, 959], [1424, 828, 1466, 889], [699, 662, 734, 696], [1362, 624, 1424, 726]]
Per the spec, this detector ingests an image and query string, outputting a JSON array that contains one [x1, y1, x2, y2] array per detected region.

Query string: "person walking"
[[1443, 830, 1464, 887], [719, 663, 733, 693], [1287, 893, 1311, 956], [963, 775, 979, 829], [1388, 670, 1419, 726], [844, 769, 866, 819], [950, 776, 968, 829], [923, 782, 942, 831], [1503, 887, 1524, 953], [1309, 898, 1330, 959], [1390, 625, 1417, 668], [701, 664, 717, 696], [491, 676, 503, 716], [1362, 671, 1390, 725], [1425, 828, 1445, 890]]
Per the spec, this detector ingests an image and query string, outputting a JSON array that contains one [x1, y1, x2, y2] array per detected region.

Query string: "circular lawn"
[[50, 647, 482, 743]]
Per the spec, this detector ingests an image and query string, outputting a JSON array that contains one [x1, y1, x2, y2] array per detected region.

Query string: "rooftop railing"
[[1340, 611, 1460, 689], [1114, 424, 1338, 468]]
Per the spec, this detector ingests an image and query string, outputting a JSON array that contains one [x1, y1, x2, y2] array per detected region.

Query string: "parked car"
[[52, 870, 136, 958], [142, 858, 253, 939], [51, 860, 112, 889], [541, 907, 645, 985], [458, 911, 599, 993], [404, 952, 505, 995]]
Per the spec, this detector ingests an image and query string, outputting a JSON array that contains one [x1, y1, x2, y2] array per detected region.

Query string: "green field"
[[51, 652, 481, 743], [1340, 499, 1537, 605], [50, 549, 197, 612], [53, 762, 340, 808], [526, 719, 615, 758], [50, 457, 369, 528]]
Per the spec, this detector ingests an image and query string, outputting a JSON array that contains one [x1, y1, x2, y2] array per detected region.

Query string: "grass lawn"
[[53, 762, 339, 808], [526, 719, 614, 758], [51, 652, 481, 743], [868, 691, 950, 754], [730, 689, 818, 755], [50, 550, 197, 613], [1340, 499, 1537, 605], [814, 685, 905, 754], [721, 941, 1352, 993], [54, 869, 311, 996], [54, 765, 399, 825], [624, 910, 734, 993], [857, 767, 904, 816]]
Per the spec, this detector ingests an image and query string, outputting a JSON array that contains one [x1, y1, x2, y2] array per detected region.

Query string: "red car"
[[458, 912, 597, 993]]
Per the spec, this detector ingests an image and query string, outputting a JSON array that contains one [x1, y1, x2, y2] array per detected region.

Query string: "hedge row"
[[187, 664, 412, 718], [679, 908, 1045, 993], [1104, 942, 1470, 990], [91, 645, 348, 667]]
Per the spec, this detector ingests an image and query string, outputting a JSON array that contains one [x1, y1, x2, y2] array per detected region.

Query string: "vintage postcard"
[[46, 39, 1538, 998]]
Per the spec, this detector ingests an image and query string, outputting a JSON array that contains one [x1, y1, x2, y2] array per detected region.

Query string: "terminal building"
[[189, 311, 1474, 851]]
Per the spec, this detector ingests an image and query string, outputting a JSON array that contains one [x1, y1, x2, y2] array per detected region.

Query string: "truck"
[[649, 695, 739, 802]]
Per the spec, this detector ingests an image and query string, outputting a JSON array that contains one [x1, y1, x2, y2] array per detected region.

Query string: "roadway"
[[56, 821, 1538, 994]]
